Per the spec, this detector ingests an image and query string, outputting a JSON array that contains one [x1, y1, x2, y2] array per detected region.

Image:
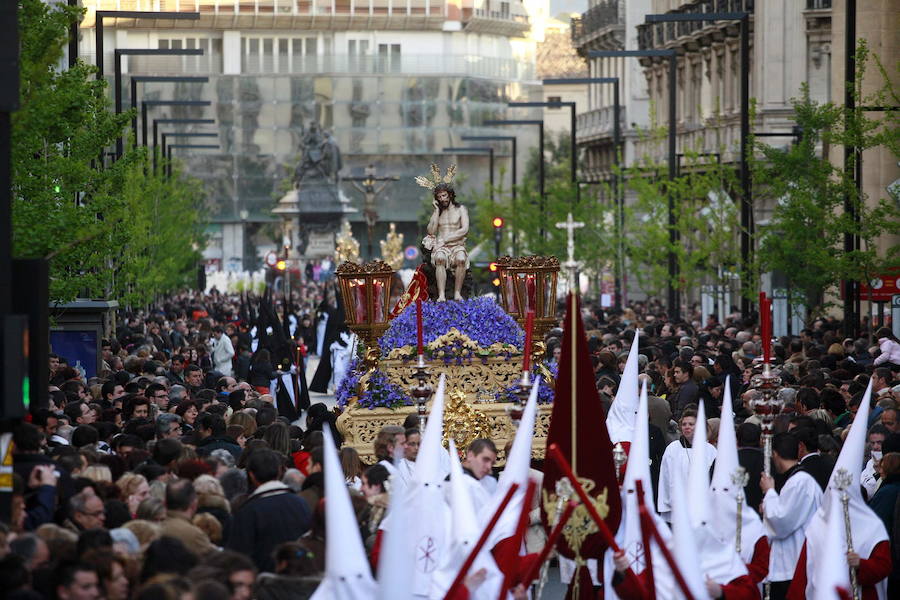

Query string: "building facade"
[[80, 0, 542, 271]]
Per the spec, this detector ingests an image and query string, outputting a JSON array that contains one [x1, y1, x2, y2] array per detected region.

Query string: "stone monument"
[[273, 120, 353, 258]]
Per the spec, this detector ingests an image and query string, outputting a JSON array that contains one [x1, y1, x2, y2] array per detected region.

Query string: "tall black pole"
[[613, 81, 623, 310], [114, 51, 123, 157], [489, 147, 495, 204], [96, 15, 103, 82], [843, 0, 859, 337], [67, 0, 78, 68], [570, 104, 577, 205], [667, 53, 679, 321], [739, 14, 752, 318], [539, 123, 545, 239], [511, 136, 517, 255]]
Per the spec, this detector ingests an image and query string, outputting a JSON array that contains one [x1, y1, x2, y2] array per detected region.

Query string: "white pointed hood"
[[414, 374, 448, 485], [803, 379, 889, 599], [606, 380, 674, 600], [607, 330, 640, 444], [428, 441, 504, 600], [310, 428, 378, 600], [483, 376, 540, 549], [376, 462, 413, 600], [406, 374, 451, 596], [710, 377, 767, 561], [670, 477, 712, 599], [811, 493, 852, 600], [687, 398, 747, 584]]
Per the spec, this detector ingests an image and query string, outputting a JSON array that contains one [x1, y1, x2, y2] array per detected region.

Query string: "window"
[[378, 43, 400, 73], [547, 95, 561, 109]]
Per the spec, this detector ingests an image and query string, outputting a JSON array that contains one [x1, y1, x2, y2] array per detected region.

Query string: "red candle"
[[522, 309, 534, 373], [416, 299, 424, 356], [760, 292, 771, 364]]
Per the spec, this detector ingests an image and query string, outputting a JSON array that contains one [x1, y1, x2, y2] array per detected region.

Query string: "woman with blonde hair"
[[136, 497, 166, 522], [194, 474, 232, 533], [121, 519, 162, 551], [228, 411, 257, 438], [117, 473, 151, 517]]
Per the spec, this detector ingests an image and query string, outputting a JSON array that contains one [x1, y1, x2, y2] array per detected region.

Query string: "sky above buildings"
[[551, 0, 586, 18]]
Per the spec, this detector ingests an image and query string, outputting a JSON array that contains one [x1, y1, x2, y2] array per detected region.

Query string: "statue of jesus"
[[423, 182, 469, 302]]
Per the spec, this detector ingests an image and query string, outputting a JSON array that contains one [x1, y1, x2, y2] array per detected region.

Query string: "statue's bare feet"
[[454, 292, 464, 301], [437, 295, 446, 302]]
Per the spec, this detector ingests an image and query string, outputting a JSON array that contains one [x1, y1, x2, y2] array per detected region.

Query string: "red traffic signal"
[[492, 217, 504, 228]]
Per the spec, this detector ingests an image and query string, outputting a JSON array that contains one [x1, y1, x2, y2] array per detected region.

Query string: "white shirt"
[[762, 469, 822, 581], [657, 439, 717, 521], [211, 334, 235, 376]]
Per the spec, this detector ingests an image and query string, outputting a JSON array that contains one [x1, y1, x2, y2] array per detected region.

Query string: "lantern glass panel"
[[541, 272, 556, 318], [352, 279, 367, 324], [502, 271, 519, 316], [516, 272, 538, 313]]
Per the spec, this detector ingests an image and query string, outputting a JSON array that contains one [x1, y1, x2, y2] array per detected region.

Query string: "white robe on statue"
[[657, 439, 716, 522]]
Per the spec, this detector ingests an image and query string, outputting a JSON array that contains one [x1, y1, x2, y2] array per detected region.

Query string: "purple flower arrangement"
[[495, 363, 558, 405], [335, 358, 412, 410], [378, 297, 523, 360]]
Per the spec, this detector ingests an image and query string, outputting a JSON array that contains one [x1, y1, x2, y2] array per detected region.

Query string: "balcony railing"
[[576, 105, 626, 142], [805, 0, 831, 9], [570, 0, 623, 45], [637, 0, 755, 51], [120, 52, 535, 80]]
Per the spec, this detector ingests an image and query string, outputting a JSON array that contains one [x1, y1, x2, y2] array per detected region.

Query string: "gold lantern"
[[496, 255, 560, 365], [335, 260, 394, 373]]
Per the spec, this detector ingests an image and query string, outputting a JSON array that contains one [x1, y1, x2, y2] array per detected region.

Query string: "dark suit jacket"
[[737, 446, 765, 514], [798, 452, 835, 491]]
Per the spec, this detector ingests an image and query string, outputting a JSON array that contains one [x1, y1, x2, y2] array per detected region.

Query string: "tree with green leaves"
[[12, 0, 207, 306], [752, 42, 900, 320]]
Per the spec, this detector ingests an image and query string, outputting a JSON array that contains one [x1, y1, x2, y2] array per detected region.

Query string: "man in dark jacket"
[[194, 413, 242, 461], [668, 360, 699, 420], [792, 425, 835, 491], [226, 449, 312, 572]]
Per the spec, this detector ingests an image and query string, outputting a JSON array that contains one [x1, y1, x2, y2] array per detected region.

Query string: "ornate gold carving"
[[379, 355, 523, 398], [334, 221, 360, 265], [542, 478, 610, 556], [496, 255, 561, 269], [336, 259, 394, 275], [379, 223, 404, 270], [443, 389, 492, 451], [336, 401, 552, 464]]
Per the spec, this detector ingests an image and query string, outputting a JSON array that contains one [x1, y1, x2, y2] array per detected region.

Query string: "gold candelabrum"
[[335, 260, 395, 388], [749, 363, 783, 477]]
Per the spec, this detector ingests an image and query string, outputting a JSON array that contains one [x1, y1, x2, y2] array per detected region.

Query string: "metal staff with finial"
[[834, 468, 860, 600], [731, 467, 749, 554]]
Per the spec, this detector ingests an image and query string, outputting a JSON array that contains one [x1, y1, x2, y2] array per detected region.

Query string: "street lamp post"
[[544, 77, 622, 308], [153, 118, 216, 174], [166, 144, 220, 179], [508, 101, 577, 204], [484, 119, 545, 238], [442, 146, 495, 201], [95, 11, 200, 81], [589, 49, 678, 319], [461, 135, 518, 254], [142, 100, 212, 156], [644, 11, 751, 318], [114, 49, 204, 158], [130, 75, 208, 146]]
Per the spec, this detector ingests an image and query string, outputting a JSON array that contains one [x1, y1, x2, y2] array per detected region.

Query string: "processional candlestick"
[[834, 468, 860, 600], [731, 467, 749, 553], [749, 294, 782, 477]]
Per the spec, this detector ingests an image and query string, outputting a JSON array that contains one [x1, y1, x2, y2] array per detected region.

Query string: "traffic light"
[[276, 260, 287, 271], [492, 216, 504, 256]]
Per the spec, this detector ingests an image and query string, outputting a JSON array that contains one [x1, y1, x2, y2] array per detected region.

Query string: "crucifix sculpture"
[[556, 212, 584, 290], [345, 164, 400, 259]]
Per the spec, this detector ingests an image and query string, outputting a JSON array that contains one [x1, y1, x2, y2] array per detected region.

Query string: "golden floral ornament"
[[383, 328, 520, 361], [542, 477, 610, 556], [379, 223, 404, 270], [415, 163, 457, 190], [334, 221, 360, 265], [442, 388, 492, 451]]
